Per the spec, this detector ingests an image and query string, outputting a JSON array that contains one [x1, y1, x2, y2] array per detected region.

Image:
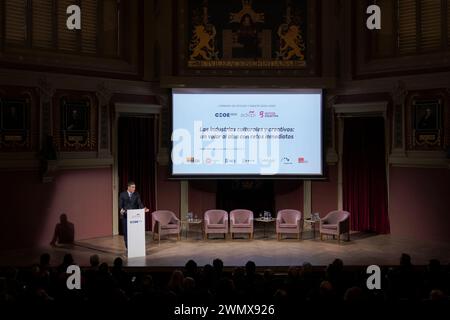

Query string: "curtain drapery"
[[118, 116, 157, 231], [343, 117, 390, 234]]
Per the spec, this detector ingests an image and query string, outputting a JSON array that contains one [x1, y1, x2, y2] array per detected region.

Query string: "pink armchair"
[[204, 210, 228, 239], [276, 209, 303, 240], [319, 210, 350, 243], [151, 210, 181, 243], [230, 209, 254, 239]]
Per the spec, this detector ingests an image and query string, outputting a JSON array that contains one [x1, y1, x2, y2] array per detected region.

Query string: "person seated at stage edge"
[[50, 213, 74, 246]]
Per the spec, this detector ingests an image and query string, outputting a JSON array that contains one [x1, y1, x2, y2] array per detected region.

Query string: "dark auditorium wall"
[[312, 165, 338, 217], [188, 181, 216, 218], [389, 167, 450, 242], [177, 163, 450, 243], [0, 168, 112, 251], [0, 0, 449, 247], [156, 166, 181, 216], [0, 0, 156, 247], [274, 181, 304, 213], [187, 180, 305, 218]]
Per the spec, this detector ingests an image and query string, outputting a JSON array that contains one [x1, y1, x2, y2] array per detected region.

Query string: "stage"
[[1, 229, 449, 268]]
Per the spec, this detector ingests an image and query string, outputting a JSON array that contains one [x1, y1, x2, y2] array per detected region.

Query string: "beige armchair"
[[204, 209, 228, 239], [151, 210, 181, 243], [276, 209, 303, 240], [230, 209, 254, 239], [319, 210, 350, 243]]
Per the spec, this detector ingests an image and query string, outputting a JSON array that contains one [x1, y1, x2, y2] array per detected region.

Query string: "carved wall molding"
[[37, 77, 55, 98], [0, 157, 113, 171], [0, 68, 160, 97], [391, 80, 408, 153], [334, 72, 450, 96], [325, 94, 337, 163], [160, 75, 336, 89], [96, 82, 113, 154], [37, 77, 55, 148], [96, 82, 113, 103], [157, 94, 171, 151], [389, 151, 449, 168], [405, 89, 449, 151], [0, 86, 38, 152], [53, 90, 98, 152], [392, 80, 408, 105]]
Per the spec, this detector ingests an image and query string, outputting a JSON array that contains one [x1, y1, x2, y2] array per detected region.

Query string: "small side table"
[[254, 217, 276, 238], [304, 219, 320, 239], [181, 219, 203, 240]]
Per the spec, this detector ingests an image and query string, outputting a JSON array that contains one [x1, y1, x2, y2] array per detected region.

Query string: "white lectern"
[[127, 209, 146, 258]]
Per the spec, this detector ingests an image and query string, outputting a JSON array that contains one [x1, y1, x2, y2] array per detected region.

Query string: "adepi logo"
[[241, 110, 256, 117]]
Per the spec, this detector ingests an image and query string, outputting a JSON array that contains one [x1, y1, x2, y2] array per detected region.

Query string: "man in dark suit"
[[119, 181, 149, 248]]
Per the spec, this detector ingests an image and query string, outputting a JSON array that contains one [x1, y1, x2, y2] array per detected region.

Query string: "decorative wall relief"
[[177, 0, 317, 76], [412, 99, 442, 148], [158, 94, 170, 149], [391, 81, 407, 151], [0, 98, 29, 148], [37, 78, 54, 145], [406, 90, 449, 151], [53, 91, 98, 151], [0, 87, 37, 151], [96, 82, 112, 153], [188, 0, 306, 68]]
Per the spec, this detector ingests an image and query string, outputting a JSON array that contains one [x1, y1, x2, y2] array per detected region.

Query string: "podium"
[[127, 209, 146, 258]]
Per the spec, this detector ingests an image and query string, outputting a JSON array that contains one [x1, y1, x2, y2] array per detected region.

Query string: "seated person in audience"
[[50, 213, 74, 246]]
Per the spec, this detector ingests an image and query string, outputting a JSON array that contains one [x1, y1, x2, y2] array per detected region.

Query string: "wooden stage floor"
[[1, 229, 449, 268]]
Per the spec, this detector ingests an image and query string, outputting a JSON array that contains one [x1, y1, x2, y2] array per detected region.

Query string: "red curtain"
[[118, 116, 157, 231], [343, 117, 390, 234]]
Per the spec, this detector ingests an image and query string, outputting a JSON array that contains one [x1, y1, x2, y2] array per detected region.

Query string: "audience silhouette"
[[0, 253, 449, 309]]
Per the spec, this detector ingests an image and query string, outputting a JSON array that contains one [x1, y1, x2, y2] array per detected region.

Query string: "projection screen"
[[171, 89, 323, 178]]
